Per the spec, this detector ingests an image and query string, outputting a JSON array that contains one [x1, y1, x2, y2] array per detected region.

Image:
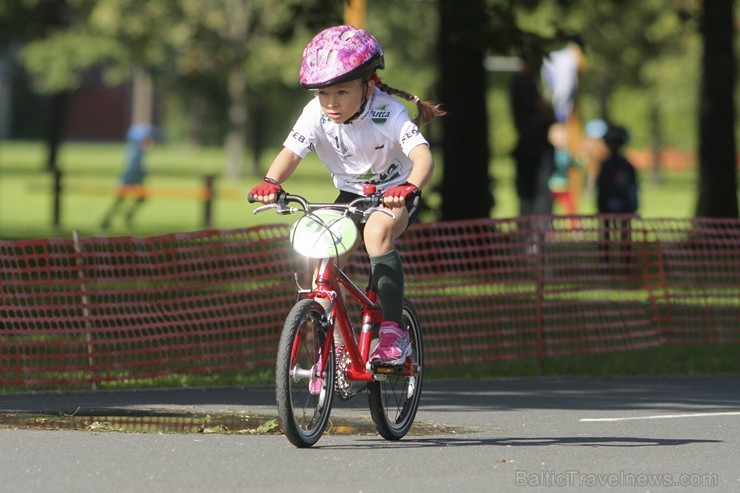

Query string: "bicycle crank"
[[334, 348, 364, 400]]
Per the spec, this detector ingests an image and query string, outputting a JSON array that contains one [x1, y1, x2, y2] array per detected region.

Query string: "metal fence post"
[[72, 229, 98, 390], [203, 174, 215, 228]]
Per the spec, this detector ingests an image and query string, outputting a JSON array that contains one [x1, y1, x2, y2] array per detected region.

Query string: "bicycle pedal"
[[371, 363, 404, 375]]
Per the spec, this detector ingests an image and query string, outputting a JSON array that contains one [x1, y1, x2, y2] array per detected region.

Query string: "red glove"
[[249, 177, 282, 202], [382, 182, 419, 201]]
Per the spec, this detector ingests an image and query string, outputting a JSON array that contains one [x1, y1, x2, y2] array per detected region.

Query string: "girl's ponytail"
[[373, 76, 446, 127]]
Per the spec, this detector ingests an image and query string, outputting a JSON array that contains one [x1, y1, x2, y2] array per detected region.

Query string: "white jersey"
[[283, 87, 429, 194]]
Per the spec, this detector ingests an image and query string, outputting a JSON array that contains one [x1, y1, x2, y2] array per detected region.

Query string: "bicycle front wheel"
[[367, 299, 424, 440], [275, 299, 335, 448]]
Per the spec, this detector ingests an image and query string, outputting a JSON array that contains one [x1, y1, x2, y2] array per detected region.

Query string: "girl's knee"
[[363, 221, 390, 245], [363, 220, 394, 254], [363, 208, 407, 255]]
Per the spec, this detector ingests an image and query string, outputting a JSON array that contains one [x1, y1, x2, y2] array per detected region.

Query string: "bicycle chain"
[[334, 347, 365, 400]]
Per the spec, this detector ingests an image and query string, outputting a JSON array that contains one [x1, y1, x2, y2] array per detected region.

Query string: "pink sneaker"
[[308, 298, 334, 395], [309, 374, 323, 395], [369, 321, 411, 366], [308, 344, 345, 395], [308, 355, 324, 395]]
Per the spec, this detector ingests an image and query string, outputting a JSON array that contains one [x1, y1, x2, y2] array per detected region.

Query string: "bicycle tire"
[[367, 299, 424, 440], [275, 299, 335, 447]]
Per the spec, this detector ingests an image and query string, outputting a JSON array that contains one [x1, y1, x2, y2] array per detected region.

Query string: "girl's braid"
[[374, 78, 446, 127]]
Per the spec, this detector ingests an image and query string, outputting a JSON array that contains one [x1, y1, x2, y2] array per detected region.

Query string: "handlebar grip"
[[411, 192, 421, 210], [247, 190, 287, 204]]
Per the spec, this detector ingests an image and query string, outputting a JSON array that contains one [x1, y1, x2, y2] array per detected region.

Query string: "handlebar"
[[248, 190, 394, 220]]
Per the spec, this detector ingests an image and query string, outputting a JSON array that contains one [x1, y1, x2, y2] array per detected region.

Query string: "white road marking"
[[580, 411, 740, 422]]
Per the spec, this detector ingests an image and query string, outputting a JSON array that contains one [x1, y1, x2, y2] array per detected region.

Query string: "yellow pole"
[[567, 44, 587, 212], [344, 0, 366, 28]]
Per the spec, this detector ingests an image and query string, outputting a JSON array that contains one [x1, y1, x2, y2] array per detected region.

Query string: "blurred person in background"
[[594, 123, 639, 273], [100, 123, 158, 231], [582, 118, 610, 192], [596, 124, 638, 216], [509, 54, 555, 216], [547, 122, 581, 216], [541, 42, 586, 216]]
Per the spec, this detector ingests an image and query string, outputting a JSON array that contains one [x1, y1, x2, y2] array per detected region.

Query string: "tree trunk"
[[223, 0, 249, 180], [186, 95, 205, 148], [225, 68, 247, 180], [438, 0, 493, 220], [648, 97, 662, 186], [695, 0, 738, 218], [131, 67, 153, 125], [248, 89, 266, 177]]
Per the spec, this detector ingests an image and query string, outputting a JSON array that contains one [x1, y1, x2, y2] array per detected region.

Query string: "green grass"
[[1, 140, 701, 240], [97, 367, 276, 390], [3, 141, 734, 389], [4, 343, 736, 392], [425, 344, 740, 380], [0, 141, 337, 239], [90, 344, 740, 390]]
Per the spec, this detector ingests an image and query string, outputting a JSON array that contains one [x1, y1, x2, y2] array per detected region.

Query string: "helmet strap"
[[343, 79, 374, 125]]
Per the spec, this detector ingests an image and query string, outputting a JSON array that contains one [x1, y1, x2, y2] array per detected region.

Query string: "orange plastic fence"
[[1, 216, 738, 389]]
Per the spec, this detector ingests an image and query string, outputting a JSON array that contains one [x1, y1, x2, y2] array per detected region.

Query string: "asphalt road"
[[2, 376, 739, 492]]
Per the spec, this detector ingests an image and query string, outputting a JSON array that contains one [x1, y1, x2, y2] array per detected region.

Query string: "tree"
[[18, 0, 338, 178], [0, 0, 74, 172], [437, 0, 493, 220], [435, 0, 736, 221], [554, 0, 691, 185], [436, 0, 567, 220], [695, 0, 738, 218], [511, 0, 736, 217]]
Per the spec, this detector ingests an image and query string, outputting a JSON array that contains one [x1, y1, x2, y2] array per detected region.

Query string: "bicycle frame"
[[253, 189, 425, 446], [307, 257, 419, 381], [309, 258, 379, 382], [250, 189, 420, 379]]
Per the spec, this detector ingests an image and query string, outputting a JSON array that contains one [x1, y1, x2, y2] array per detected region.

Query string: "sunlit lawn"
[[1, 140, 700, 240], [1, 140, 735, 385]]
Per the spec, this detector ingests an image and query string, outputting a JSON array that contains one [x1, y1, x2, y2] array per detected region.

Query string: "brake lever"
[[252, 204, 279, 215], [252, 203, 298, 215], [358, 206, 395, 220]]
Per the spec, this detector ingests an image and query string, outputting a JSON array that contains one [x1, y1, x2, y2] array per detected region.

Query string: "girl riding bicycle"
[[250, 25, 444, 367]]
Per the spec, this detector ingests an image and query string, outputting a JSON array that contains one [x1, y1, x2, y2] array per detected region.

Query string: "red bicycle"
[[250, 187, 423, 448]]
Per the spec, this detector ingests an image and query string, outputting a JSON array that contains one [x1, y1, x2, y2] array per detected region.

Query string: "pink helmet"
[[299, 25, 384, 89]]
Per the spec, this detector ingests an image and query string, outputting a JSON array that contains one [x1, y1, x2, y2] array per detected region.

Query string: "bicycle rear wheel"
[[367, 299, 424, 440], [275, 299, 335, 448]]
